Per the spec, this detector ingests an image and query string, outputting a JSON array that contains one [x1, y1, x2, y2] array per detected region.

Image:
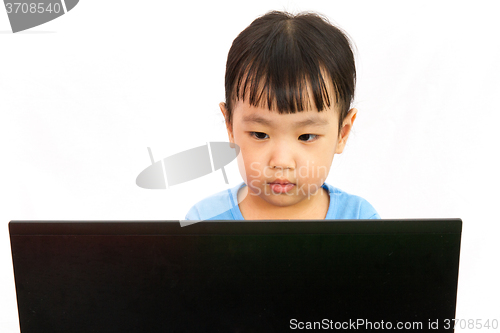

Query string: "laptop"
[[9, 219, 462, 332]]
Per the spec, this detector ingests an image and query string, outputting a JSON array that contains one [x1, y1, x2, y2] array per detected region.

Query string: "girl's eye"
[[298, 134, 319, 142], [251, 132, 269, 140]]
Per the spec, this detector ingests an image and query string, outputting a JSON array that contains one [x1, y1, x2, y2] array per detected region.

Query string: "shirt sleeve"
[[184, 188, 236, 220], [185, 205, 201, 220], [359, 200, 381, 219]]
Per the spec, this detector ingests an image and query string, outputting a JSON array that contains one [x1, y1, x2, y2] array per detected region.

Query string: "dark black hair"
[[224, 10, 356, 134]]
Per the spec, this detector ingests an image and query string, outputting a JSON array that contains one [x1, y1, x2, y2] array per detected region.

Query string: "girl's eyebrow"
[[295, 117, 329, 128], [242, 114, 329, 128], [242, 114, 272, 126]]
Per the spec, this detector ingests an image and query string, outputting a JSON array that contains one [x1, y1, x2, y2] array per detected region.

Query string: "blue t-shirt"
[[185, 182, 380, 220]]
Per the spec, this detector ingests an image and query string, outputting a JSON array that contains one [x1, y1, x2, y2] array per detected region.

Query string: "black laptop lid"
[[9, 219, 462, 332]]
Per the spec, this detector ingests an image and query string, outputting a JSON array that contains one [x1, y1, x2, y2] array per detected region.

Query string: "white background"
[[1, 0, 499, 331]]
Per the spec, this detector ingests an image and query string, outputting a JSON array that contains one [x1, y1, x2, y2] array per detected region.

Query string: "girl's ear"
[[219, 102, 234, 145], [335, 108, 357, 154]]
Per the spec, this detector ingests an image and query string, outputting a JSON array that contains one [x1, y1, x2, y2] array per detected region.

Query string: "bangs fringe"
[[235, 59, 334, 113]]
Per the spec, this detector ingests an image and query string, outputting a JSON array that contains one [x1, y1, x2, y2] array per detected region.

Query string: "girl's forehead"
[[231, 70, 342, 121], [233, 99, 339, 127]]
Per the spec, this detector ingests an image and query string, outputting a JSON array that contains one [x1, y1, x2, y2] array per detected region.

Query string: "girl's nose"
[[268, 141, 296, 170]]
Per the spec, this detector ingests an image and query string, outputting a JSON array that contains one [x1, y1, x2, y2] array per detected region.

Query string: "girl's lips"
[[268, 183, 295, 194], [269, 178, 293, 185]]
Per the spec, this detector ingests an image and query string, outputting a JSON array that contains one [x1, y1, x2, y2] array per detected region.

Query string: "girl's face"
[[221, 99, 356, 210]]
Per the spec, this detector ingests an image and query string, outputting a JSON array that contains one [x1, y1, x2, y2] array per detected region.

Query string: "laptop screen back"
[[9, 220, 461, 332]]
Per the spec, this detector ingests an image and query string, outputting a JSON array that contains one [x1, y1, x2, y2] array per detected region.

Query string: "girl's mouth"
[[268, 180, 295, 194]]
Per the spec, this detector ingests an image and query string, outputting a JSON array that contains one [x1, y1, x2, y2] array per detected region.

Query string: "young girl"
[[186, 11, 379, 220]]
